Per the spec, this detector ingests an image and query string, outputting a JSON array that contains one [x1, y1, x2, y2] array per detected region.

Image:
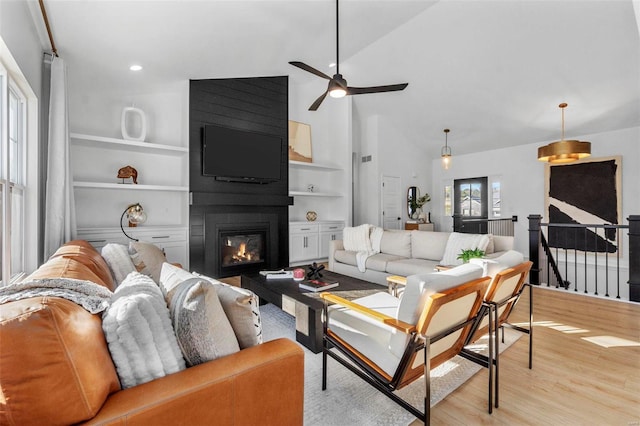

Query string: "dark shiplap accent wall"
[[189, 76, 291, 277]]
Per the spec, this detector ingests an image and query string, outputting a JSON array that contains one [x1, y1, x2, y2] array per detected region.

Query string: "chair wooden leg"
[[424, 336, 431, 426]]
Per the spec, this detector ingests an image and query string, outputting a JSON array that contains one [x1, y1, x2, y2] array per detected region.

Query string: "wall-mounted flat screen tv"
[[202, 124, 283, 183]]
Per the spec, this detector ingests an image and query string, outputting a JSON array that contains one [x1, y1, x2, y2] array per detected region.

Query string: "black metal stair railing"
[[529, 215, 640, 302]]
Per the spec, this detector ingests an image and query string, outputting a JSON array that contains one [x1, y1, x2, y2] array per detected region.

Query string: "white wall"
[[352, 111, 431, 227], [430, 126, 640, 258]]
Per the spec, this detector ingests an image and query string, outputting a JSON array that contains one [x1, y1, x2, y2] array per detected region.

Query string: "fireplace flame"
[[232, 242, 252, 262]]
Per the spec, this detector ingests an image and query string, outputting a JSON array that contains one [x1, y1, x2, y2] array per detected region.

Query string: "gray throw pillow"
[[101, 243, 136, 286], [165, 276, 240, 366]]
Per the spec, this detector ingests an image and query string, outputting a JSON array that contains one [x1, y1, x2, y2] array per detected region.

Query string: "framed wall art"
[[544, 156, 622, 253], [288, 120, 312, 163]]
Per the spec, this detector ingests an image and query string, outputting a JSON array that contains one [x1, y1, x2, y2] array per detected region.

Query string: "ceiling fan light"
[[329, 87, 347, 98]]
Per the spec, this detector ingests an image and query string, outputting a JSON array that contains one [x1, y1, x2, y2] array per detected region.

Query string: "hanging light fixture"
[[441, 128, 452, 170], [537, 103, 591, 164]]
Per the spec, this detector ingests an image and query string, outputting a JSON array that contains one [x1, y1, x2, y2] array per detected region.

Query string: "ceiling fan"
[[289, 0, 408, 111]]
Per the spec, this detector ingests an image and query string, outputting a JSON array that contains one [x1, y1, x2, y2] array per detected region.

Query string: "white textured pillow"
[[102, 272, 186, 389], [129, 241, 167, 283], [440, 232, 491, 266], [192, 271, 263, 349], [166, 277, 240, 366], [343, 224, 372, 252], [101, 243, 136, 286]]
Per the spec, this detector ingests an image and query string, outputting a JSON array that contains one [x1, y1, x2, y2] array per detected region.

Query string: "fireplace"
[[219, 228, 266, 275], [195, 212, 282, 278]]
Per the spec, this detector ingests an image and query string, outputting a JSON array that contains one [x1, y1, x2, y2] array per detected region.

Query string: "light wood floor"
[[420, 287, 640, 425], [221, 275, 640, 425]]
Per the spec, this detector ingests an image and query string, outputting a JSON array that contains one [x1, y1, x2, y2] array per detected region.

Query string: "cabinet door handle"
[[152, 236, 170, 239], [301, 228, 311, 231], [87, 239, 107, 243], [329, 226, 338, 230]]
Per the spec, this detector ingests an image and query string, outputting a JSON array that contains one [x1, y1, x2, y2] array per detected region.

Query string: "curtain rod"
[[38, 0, 58, 57]]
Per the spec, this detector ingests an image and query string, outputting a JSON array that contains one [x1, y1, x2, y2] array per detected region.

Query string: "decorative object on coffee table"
[[306, 211, 317, 221], [307, 262, 324, 280], [117, 165, 138, 184]]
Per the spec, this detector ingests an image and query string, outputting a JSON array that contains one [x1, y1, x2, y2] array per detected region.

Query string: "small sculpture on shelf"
[[306, 262, 325, 280], [117, 165, 138, 184]]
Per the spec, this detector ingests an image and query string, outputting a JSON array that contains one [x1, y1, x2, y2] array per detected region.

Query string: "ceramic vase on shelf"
[[121, 106, 147, 142]]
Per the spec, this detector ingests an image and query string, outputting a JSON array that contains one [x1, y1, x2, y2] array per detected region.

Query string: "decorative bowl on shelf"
[[306, 211, 317, 221]]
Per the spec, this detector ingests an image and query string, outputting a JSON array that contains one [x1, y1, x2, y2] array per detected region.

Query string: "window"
[[1, 56, 28, 285], [491, 180, 501, 218], [444, 184, 452, 216]]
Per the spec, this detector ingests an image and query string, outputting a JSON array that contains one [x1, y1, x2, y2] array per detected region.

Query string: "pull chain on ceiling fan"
[[289, 0, 409, 111]]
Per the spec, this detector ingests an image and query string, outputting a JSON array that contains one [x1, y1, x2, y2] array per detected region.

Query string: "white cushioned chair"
[[320, 268, 491, 425]]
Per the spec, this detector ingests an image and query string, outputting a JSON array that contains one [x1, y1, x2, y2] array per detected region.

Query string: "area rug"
[[260, 303, 521, 426]]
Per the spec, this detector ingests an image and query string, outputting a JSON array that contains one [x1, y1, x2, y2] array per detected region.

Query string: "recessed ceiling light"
[[129, 65, 143, 71]]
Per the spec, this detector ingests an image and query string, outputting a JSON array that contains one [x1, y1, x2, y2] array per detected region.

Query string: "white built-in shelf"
[[70, 133, 188, 153], [74, 182, 189, 192], [289, 160, 342, 171], [289, 191, 343, 197]]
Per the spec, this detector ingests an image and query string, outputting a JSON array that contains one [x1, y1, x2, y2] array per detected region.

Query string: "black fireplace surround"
[[188, 76, 292, 278]]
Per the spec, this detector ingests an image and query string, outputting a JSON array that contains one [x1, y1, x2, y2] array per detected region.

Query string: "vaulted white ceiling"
[[32, 0, 640, 157]]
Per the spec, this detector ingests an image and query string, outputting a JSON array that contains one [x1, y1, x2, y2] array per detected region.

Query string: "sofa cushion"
[[410, 231, 450, 260], [24, 255, 111, 289], [129, 241, 167, 283], [380, 230, 412, 258], [0, 297, 120, 425], [102, 272, 186, 388], [192, 271, 263, 349], [365, 253, 407, 271], [334, 249, 357, 266], [101, 243, 137, 286], [343, 224, 373, 252], [440, 232, 491, 266], [168, 277, 240, 366], [160, 264, 263, 350], [385, 258, 439, 276], [49, 240, 117, 291]]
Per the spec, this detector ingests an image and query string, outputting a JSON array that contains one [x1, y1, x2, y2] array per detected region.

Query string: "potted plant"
[[408, 193, 431, 219], [457, 248, 485, 263]]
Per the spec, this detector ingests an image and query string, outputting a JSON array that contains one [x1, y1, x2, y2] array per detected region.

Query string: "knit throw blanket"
[[0, 278, 113, 314]]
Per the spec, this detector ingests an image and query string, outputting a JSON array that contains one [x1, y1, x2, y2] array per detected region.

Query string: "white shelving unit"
[[70, 132, 189, 268]]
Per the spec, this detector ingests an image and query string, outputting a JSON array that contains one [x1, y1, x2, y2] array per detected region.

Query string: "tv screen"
[[202, 124, 283, 183]]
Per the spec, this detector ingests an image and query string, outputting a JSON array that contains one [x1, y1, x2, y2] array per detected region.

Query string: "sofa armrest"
[[328, 239, 344, 271], [83, 338, 304, 426]]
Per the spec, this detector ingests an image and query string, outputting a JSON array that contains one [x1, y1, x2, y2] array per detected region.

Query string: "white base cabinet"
[[77, 226, 189, 269], [289, 221, 344, 265]]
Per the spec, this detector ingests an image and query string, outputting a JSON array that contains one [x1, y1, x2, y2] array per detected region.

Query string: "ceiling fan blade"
[[309, 91, 329, 111], [289, 61, 332, 80], [347, 83, 408, 95]]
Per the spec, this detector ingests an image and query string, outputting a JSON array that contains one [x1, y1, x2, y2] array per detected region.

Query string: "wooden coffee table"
[[241, 269, 384, 353]]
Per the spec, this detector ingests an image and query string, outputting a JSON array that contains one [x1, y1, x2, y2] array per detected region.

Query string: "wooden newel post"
[[528, 214, 542, 285], [628, 215, 640, 302]]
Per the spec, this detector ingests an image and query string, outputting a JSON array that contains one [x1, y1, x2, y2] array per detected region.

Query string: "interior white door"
[[382, 175, 402, 230]]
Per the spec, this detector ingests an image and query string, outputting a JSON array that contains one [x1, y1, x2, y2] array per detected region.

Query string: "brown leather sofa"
[[0, 240, 304, 425]]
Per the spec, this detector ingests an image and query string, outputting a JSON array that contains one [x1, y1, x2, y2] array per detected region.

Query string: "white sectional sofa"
[[328, 229, 515, 286]]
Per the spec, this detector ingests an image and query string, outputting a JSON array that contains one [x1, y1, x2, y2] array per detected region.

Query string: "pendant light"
[[441, 128, 452, 170], [537, 103, 591, 164]]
